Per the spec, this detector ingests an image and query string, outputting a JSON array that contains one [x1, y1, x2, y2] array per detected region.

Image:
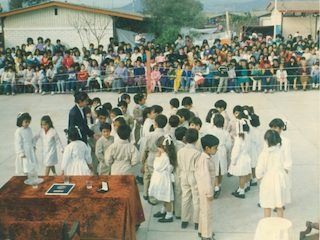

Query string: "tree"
[[9, 0, 48, 10], [142, 0, 204, 45], [68, 12, 112, 47], [9, 0, 24, 10]]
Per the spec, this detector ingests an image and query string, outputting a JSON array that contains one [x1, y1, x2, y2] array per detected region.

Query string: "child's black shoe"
[[194, 223, 199, 230], [153, 212, 166, 218], [181, 221, 188, 228], [158, 217, 173, 223]]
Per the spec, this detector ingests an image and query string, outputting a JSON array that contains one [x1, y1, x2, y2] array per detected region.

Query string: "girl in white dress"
[[269, 118, 292, 205], [61, 127, 92, 176], [34, 115, 64, 176], [228, 113, 251, 199], [149, 135, 176, 223], [256, 130, 288, 218], [205, 113, 232, 198], [15, 113, 38, 175]]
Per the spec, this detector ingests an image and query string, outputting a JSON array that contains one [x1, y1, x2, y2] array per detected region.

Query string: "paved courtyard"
[[0, 90, 318, 240]]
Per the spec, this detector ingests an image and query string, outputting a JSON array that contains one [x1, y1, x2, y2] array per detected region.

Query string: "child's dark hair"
[[117, 124, 131, 140], [201, 134, 219, 150], [74, 91, 88, 103], [113, 116, 126, 125], [213, 113, 224, 128], [269, 118, 287, 131], [181, 96, 193, 106], [189, 117, 202, 128], [185, 128, 199, 143], [118, 93, 130, 102], [142, 107, 154, 123], [111, 107, 123, 117], [169, 115, 180, 128], [264, 129, 282, 147], [41, 115, 54, 129], [242, 105, 254, 115], [237, 119, 250, 139], [155, 114, 168, 128], [250, 114, 260, 127], [16, 112, 32, 127], [134, 93, 144, 104], [92, 97, 101, 105], [102, 102, 112, 112], [214, 99, 227, 110], [95, 105, 109, 117], [233, 105, 243, 113], [170, 98, 179, 108], [100, 122, 112, 132], [66, 126, 82, 141], [176, 108, 191, 121], [155, 135, 177, 167], [117, 101, 128, 109], [152, 105, 163, 114], [205, 108, 219, 123], [175, 127, 187, 141]]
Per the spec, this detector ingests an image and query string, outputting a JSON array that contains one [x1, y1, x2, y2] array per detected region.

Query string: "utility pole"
[[273, 0, 277, 39], [132, 0, 135, 12]]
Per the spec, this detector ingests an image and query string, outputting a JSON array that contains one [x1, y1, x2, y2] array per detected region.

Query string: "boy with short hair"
[[133, 93, 146, 146], [195, 134, 219, 240], [173, 127, 188, 220], [141, 114, 168, 204], [177, 128, 201, 230], [182, 96, 199, 117], [105, 124, 139, 175], [118, 100, 134, 130], [176, 108, 191, 128], [217, 60, 229, 94], [214, 99, 230, 130], [88, 105, 108, 175], [166, 115, 180, 143], [168, 98, 180, 117], [95, 123, 114, 175]]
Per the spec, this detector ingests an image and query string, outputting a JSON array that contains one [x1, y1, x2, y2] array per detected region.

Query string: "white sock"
[[239, 188, 245, 194], [214, 186, 220, 191], [161, 207, 166, 214], [165, 211, 173, 219]]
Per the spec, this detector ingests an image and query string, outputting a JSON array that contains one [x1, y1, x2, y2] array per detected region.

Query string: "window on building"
[[54, 8, 58, 16]]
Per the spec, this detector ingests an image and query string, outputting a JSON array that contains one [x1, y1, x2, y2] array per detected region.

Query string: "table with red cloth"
[[0, 175, 145, 240]]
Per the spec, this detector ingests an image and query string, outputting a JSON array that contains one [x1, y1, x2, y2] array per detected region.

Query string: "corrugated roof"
[[205, 10, 270, 19], [0, 1, 147, 21], [266, 1, 320, 13]]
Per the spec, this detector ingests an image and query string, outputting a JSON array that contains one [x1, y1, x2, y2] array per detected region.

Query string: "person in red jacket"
[[62, 50, 74, 70]]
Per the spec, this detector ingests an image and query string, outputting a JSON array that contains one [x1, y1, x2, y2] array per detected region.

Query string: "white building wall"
[[3, 7, 114, 49], [282, 17, 317, 39]]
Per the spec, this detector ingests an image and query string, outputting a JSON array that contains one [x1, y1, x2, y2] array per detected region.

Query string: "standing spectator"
[[311, 62, 319, 89]]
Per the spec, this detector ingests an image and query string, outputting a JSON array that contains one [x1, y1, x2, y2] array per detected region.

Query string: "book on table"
[[45, 183, 75, 195]]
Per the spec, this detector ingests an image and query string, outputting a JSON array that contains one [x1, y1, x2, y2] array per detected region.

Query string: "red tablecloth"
[[0, 175, 145, 240]]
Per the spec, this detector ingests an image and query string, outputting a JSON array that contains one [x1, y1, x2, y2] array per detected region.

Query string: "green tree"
[[142, 0, 204, 45], [9, 0, 24, 10], [9, 0, 48, 10]]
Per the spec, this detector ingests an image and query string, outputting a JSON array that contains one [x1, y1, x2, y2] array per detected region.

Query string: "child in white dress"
[[34, 115, 64, 176], [269, 118, 292, 205], [149, 135, 176, 223], [228, 114, 251, 199], [256, 130, 288, 218], [205, 114, 232, 198], [61, 126, 92, 176], [15, 113, 38, 175]]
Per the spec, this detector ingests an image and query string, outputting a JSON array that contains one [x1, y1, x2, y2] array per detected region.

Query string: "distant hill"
[[118, 0, 319, 13]]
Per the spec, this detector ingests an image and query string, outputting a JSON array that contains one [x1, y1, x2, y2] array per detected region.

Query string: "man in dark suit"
[[68, 91, 97, 144]]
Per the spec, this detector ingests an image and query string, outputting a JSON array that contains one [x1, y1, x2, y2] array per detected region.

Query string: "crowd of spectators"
[[0, 31, 319, 96]]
